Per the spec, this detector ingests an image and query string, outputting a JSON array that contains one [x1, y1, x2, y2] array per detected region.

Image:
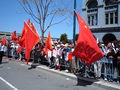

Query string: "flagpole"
[[73, 0, 76, 45]]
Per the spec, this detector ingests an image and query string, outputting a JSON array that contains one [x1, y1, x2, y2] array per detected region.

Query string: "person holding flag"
[[72, 11, 104, 66], [18, 21, 41, 64]]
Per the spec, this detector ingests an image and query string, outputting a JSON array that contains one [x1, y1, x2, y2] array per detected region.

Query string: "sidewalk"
[[34, 64, 120, 90]]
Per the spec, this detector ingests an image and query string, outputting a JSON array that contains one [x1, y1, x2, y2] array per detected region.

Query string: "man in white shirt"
[[0, 43, 5, 64]]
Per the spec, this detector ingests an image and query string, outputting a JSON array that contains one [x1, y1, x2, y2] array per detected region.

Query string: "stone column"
[[118, 4, 120, 25]]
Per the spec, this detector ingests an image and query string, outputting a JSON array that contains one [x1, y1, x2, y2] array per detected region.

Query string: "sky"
[[0, 0, 83, 39]]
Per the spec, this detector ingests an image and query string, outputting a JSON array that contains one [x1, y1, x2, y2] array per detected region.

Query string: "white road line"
[[0, 76, 18, 90]]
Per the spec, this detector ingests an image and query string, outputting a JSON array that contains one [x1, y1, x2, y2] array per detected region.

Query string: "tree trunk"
[[41, 31, 44, 43]]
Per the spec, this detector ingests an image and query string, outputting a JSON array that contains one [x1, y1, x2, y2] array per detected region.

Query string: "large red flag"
[[24, 22, 40, 63], [72, 11, 104, 66], [27, 19, 39, 38], [18, 28, 26, 48], [31, 23, 38, 35], [27, 19, 31, 25], [11, 31, 18, 42], [27, 19, 38, 35]]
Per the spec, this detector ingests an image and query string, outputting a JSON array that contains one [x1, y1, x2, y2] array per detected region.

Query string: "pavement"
[[35, 65, 120, 90], [3, 57, 120, 90]]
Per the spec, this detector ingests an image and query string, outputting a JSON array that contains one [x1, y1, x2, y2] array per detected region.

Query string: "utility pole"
[[73, 0, 76, 45]]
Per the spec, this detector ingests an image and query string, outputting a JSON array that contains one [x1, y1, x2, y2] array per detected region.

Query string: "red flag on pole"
[[27, 19, 31, 25], [31, 23, 38, 36], [45, 32, 53, 50], [11, 31, 18, 42], [27, 19, 40, 39], [72, 11, 104, 66], [24, 22, 40, 63], [27, 19, 38, 36], [18, 28, 26, 48], [44, 32, 53, 55]]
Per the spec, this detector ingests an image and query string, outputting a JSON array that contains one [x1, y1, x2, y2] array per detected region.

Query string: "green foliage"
[[60, 33, 68, 43]]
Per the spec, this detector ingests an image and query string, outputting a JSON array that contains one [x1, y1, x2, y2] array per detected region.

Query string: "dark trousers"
[[117, 61, 120, 81], [0, 51, 4, 64], [34, 55, 40, 63]]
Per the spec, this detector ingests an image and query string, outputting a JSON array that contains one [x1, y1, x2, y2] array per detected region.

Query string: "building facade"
[[0, 31, 59, 43], [82, 0, 120, 44], [0, 31, 13, 40]]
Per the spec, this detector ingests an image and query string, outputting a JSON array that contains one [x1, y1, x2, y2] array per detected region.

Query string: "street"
[[0, 58, 107, 90]]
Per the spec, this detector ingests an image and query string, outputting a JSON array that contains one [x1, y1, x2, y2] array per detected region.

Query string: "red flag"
[[31, 23, 38, 35], [27, 19, 38, 35], [27, 19, 40, 39], [27, 19, 31, 25], [11, 31, 18, 42], [68, 53, 73, 61], [72, 11, 104, 66], [45, 32, 53, 49], [18, 28, 26, 48], [24, 22, 40, 63], [44, 32, 53, 55], [42, 47, 48, 56], [16, 45, 22, 54], [0, 37, 8, 45]]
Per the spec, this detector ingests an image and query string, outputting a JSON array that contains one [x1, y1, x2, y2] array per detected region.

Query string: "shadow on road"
[[75, 74, 98, 87], [28, 64, 39, 70], [76, 78, 93, 86]]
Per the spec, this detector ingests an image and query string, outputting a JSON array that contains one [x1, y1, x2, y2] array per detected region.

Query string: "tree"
[[60, 33, 68, 43], [18, 0, 67, 41]]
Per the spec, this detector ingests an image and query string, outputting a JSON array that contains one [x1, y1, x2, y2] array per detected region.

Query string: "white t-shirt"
[[0, 45, 5, 52]]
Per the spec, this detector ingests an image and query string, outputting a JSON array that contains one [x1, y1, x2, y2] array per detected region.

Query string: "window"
[[105, 13, 109, 24], [115, 12, 118, 24], [88, 16, 90, 25], [105, 0, 118, 6], [92, 16, 94, 25], [95, 14, 97, 25], [87, 0, 98, 9], [105, 11, 118, 25], [88, 14, 97, 26], [110, 13, 113, 24]]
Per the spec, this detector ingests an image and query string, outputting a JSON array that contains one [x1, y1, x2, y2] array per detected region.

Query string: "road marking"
[[0, 76, 18, 90]]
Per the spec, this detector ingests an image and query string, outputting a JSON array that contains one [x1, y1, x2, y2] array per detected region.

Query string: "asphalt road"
[[0, 58, 107, 90]]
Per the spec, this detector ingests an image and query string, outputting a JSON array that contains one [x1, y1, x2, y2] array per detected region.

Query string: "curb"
[[37, 65, 120, 90]]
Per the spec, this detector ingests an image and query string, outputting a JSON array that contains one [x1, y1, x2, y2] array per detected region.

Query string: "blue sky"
[[0, 0, 83, 39]]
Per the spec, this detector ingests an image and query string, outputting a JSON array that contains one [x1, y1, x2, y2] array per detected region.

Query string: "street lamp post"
[[73, 0, 76, 45]]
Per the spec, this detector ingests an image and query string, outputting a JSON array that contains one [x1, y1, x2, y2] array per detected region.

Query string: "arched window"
[[87, 0, 98, 9], [102, 33, 117, 44], [87, 0, 98, 26], [104, 0, 118, 6], [104, 0, 118, 25]]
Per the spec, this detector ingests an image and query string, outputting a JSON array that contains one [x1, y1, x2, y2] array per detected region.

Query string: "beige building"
[[0, 31, 59, 43], [0, 31, 14, 40], [82, 0, 120, 44]]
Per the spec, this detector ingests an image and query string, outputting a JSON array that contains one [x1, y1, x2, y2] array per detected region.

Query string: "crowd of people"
[[0, 39, 120, 83]]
